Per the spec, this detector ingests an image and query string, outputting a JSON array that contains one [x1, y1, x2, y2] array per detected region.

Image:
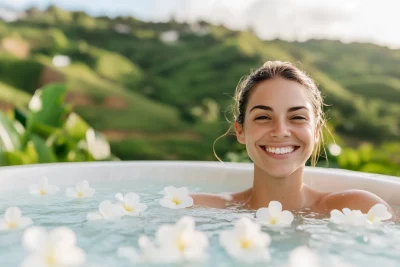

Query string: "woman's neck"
[[247, 165, 307, 210]]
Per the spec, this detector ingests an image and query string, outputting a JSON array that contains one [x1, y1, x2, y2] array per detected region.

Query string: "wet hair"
[[214, 61, 327, 166]]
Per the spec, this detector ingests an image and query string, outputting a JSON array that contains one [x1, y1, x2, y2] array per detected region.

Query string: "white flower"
[[155, 216, 208, 262], [20, 226, 86, 267], [86, 200, 123, 220], [330, 208, 368, 226], [159, 186, 193, 209], [0, 207, 33, 231], [28, 90, 42, 112], [66, 180, 95, 198], [115, 192, 148, 216], [365, 204, 392, 224], [219, 217, 271, 263], [288, 246, 320, 267], [29, 177, 59, 196], [118, 236, 179, 264], [255, 201, 294, 227]]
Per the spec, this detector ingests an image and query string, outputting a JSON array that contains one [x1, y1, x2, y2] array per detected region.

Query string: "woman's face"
[[234, 77, 318, 178]]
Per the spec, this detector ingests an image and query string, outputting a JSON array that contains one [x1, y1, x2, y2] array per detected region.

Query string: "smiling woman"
[[192, 61, 394, 216]]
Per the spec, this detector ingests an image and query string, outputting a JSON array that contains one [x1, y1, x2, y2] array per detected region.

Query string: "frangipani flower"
[[87, 200, 123, 220], [29, 177, 59, 196], [115, 192, 148, 216], [66, 180, 95, 198], [288, 246, 319, 267], [118, 236, 179, 264], [255, 201, 294, 227], [219, 217, 271, 263], [365, 204, 392, 224], [119, 216, 208, 264], [330, 208, 368, 226], [155, 216, 209, 261], [20, 226, 86, 267], [159, 186, 193, 209], [0, 207, 33, 231]]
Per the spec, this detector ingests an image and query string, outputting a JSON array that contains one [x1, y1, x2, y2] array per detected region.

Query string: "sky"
[[2, 0, 400, 49]]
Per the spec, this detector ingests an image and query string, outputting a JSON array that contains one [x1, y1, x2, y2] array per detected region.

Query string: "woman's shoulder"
[[318, 189, 394, 214]]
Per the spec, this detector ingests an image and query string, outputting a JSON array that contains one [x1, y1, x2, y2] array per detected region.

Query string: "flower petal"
[[159, 198, 176, 209], [99, 200, 122, 219], [5, 207, 21, 222], [19, 217, 33, 228], [38, 177, 48, 189], [49, 227, 77, 247], [163, 186, 176, 196], [368, 204, 392, 221], [66, 188, 77, 198], [20, 254, 45, 267], [125, 192, 140, 203], [278, 210, 294, 226], [330, 209, 345, 224], [255, 208, 272, 221], [268, 201, 283, 217], [29, 184, 40, 195], [288, 246, 319, 267], [118, 246, 140, 263], [138, 203, 148, 212], [177, 197, 194, 208], [56, 246, 86, 266], [115, 193, 124, 202], [176, 187, 190, 196], [22, 227, 47, 252]]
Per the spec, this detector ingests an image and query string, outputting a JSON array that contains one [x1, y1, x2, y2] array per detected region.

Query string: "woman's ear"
[[234, 121, 246, 144], [314, 126, 320, 143]]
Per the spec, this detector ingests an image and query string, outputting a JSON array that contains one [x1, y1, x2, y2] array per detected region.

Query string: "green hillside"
[[0, 6, 399, 175]]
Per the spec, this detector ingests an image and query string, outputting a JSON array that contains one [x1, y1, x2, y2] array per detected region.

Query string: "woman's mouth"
[[259, 145, 300, 158]]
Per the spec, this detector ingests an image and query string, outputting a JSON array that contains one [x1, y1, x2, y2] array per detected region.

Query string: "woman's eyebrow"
[[249, 105, 308, 112]]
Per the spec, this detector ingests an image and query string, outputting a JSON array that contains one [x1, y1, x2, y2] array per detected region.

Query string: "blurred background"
[[0, 0, 399, 176]]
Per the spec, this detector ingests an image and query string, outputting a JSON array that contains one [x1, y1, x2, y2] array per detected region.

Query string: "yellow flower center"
[[124, 204, 134, 212], [368, 215, 375, 222], [46, 253, 57, 266], [240, 239, 253, 249], [40, 189, 46, 195], [77, 192, 84, 198], [270, 218, 277, 225], [8, 222, 18, 229], [172, 198, 181, 205], [176, 238, 186, 252]]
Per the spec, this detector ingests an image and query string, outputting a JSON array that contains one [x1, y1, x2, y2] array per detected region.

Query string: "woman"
[[192, 61, 393, 215]]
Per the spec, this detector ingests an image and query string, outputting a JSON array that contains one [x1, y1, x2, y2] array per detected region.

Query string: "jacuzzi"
[[0, 161, 399, 267]]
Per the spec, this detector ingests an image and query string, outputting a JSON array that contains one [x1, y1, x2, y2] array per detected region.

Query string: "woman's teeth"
[[263, 146, 295, 154]]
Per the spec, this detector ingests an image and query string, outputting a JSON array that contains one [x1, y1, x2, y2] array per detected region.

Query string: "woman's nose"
[[270, 120, 291, 138]]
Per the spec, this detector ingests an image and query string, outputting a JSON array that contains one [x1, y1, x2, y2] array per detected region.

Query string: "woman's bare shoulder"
[[319, 189, 394, 214], [191, 188, 252, 209]]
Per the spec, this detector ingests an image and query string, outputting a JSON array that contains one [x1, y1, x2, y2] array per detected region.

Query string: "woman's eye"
[[255, 116, 270, 120], [292, 116, 306, 120]]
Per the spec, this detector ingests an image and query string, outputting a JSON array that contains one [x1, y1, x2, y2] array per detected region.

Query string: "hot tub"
[[0, 161, 399, 267]]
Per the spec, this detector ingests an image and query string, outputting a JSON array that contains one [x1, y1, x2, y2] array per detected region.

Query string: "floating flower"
[[288, 246, 320, 267], [365, 204, 392, 224], [119, 216, 208, 264], [0, 207, 33, 231], [66, 180, 95, 199], [29, 177, 59, 196], [20, 226, 85, 267], [156, 216, 209, 262], [330, 208, 368, 226], [255, 201, 294, 227], [159, 186, 193, 209], [118, 236, 179, 264], [115, 192, 148, 216], [87, 200, 123, 220], [219, 217, 271, 263]]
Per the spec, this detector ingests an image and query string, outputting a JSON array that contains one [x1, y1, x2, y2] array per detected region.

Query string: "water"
[[0, 179, 399, 267]]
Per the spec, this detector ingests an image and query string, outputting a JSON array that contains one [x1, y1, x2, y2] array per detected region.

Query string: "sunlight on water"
[[0, 179, 399, 267]]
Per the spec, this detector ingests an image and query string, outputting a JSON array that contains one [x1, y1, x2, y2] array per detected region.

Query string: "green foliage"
[[0, 83, 118, 166]]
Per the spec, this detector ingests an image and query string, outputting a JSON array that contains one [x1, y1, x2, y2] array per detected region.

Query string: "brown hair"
[[214, 61, 327, 166]]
